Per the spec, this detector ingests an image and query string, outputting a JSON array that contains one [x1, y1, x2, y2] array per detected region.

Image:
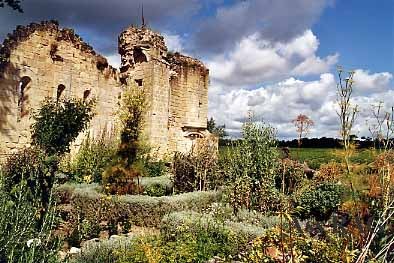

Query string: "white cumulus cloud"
[[207, 30, 338, 88], [209, 70, 394, 139], [162, 32, 185, 52], [353, 69, 393, 94]]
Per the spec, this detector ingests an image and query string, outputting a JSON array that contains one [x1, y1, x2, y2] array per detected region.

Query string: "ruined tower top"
[[118, 26, 168, 74], [119, 26, 167, 51]]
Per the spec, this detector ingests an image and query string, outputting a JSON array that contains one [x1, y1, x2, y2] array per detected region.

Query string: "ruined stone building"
[[0, 21, 211, 158]]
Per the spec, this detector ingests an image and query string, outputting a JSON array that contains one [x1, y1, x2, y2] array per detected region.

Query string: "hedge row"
[[137, 175, 173, 196], [70, 211, 271, 263], [161, 211, 268, 241], [55, 183, 220, 227]]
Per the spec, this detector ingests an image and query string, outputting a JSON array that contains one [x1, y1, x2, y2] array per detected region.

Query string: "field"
[[221, 146, 376, 170], [288, 147, 376, 169]]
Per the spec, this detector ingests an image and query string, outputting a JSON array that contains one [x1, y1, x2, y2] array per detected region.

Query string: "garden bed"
[[55, 183, 221, 227]]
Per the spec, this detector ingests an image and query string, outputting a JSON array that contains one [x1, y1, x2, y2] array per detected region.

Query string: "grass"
[[289, 148, 339, 168], [289, 148, 376, 169], [220, 146, 376, 170]]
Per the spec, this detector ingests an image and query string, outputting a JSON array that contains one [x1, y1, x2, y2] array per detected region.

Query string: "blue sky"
[[312, 0, 393, 73], [0, 0, 393, 138]]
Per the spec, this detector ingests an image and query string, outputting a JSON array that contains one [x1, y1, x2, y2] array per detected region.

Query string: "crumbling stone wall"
[[119, 26, 211, 156], [0, 21, 120, 157], [0, 21, 212, 159]]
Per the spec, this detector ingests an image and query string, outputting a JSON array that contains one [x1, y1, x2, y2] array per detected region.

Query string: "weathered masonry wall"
[[119, 26, 211, 156], [0, 21, 213, 159], [0, 21, 120, 156], [119, 26, 171, 156], [168, 53, 209, 153]]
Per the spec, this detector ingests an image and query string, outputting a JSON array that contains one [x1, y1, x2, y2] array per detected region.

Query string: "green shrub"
[[221, 121, 280, 214], [172, 152, 196, 193], [276, 158, 307, 195], [70, 132, 117, 183], [161, 211, 266, 243], [31, 98, 95, 155], [161, 211, 268, 261], [229, 209, 281, 229], [172, 138, 219, 193], [139, 175, 173, 196], [68, 238, 133, 263], [161, 224, 235, 262], [55, 183, 220, 228], [1, 148, 58, 213], [67, 217, 102, 248], [102, 165, 142, 195], [294, 232, 358, 263], [295, 182, 344, 221], [238, 228, 357, 263], [138, 154, 167, 177], [144, 160, 167, 177], [0, 180, 60, 263], [68, 210, 271, 263]]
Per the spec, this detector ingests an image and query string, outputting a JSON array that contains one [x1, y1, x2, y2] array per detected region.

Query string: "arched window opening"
[[83, 89, 91, 101], [18, 76, 31, 117], [185, 132, 204, 140], [133, 47, 147, 64], [57, 84, 66, 102]]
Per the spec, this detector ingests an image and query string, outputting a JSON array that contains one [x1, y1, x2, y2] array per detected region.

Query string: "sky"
[[1, 0, 393, 139]]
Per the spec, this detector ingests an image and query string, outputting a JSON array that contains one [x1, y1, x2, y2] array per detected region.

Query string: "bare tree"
[[367, 101, 394, 150], [336, 66, 358, 173], [292, 114, 314, 148]]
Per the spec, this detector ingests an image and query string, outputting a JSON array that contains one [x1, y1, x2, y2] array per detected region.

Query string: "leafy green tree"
[[102, 85, 146, 194], [3, 97, 95, 224], [207, 117, 227, 138], [117, 85, 145, 168], [31, 98, 95, 156], [222, 120, 280, 214], [0, 0, 23, 12]]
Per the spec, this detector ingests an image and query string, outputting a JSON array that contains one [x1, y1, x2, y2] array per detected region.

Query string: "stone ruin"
[[0, 21, 214, 159]]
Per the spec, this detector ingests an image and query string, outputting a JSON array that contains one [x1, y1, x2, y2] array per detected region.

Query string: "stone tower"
[[118, 26, 171, 156], [118, 26, 212, 157]]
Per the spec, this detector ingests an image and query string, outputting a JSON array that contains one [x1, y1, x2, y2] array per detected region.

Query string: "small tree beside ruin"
[[102, 84, 146, 194], [3, 97, 95, 225], [292, 114, 314, 148], [117, 85, 145, 168], [207, 117, 227, 139]]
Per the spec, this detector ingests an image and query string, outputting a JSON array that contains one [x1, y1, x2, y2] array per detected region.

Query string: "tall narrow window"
[[135, 79, 143, 87], [18, 76, 31, 117], [83, 89, 91, 101], [57, 84, 66, 102]]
